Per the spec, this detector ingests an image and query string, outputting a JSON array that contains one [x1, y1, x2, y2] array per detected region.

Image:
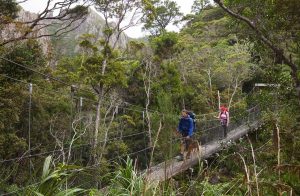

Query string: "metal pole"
[[28, 83, 33, 178], [70, 85, 75, 135], [80, 97, 83, 109], [217, 90, 220, 110], [142, 111, 149, 167], [67, 85, 75, 190], [79, 97, 83, 162]]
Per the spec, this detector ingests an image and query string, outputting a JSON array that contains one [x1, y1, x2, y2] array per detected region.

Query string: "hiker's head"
[[181, 109, 189, 117], [220, 105, 227, 112]]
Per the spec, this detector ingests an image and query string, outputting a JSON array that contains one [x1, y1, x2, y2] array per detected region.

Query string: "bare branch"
[[0, 0, 89, 46], [17, 0, 29, 3], [67, 116, 91, 163]]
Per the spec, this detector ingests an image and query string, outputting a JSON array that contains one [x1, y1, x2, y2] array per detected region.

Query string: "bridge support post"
[[28, 83, 33, 178]]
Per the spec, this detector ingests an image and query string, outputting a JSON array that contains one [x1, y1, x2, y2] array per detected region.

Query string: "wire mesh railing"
[[195, 105, 261, 145]]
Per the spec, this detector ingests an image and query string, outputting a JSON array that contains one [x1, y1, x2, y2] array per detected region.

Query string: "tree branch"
[[214, 0, 300, 91], [0, 0, 88, 46]]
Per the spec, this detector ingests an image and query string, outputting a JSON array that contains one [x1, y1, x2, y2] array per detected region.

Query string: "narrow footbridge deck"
[[146, 120, 260, 182]]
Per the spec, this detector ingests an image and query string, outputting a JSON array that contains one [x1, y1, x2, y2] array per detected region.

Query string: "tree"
[[176, 6, 254, 112], [191, 0, 210, 14], [214, 0, 300, 104], [76, 0, 147, 163], [143, 0, 183, 35], [0, 0, 19, 25]]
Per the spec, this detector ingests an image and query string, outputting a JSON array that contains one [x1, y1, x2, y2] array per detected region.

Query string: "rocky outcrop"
[[1, 7, 130, 58], [51, 7, 130, 57], [0, 8, 52, 54]]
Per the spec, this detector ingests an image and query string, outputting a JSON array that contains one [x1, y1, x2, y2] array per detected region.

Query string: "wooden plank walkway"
[[145, 121, 260, 182]]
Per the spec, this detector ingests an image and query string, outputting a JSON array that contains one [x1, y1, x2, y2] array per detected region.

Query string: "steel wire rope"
[[1, 56, 237, 119], [2, 114, 260, 192], [0, 74, 30, 84], [0, 57, 167, 115], [0, 87, 258, 165], [142, 110, 149, 168], [69, 105, 260, 187], [170, 105, 259, 145], [0, 130, 149, 164], [8, 133, 266, 196], [0, 75, 146, 134], [0, 76, 151, 164], [0, 62, 261, 166], [0, 57, 262, 192], [1, 59, 248, 126], [7, 118, 265, 196]]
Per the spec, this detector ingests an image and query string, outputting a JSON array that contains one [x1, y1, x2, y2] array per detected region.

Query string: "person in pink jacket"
[[218, 105, 229, 138]]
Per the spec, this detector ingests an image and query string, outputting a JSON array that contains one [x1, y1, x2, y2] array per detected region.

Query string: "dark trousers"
[[220, 119, 228, 138], [222, 125, 227, 138]]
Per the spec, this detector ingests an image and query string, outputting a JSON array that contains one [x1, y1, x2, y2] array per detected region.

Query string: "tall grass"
[[22, 156, 85, 196], [107, 157, 178, 196]]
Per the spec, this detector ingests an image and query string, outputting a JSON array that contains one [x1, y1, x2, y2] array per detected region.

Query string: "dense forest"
[[0, 0, 299, 195]]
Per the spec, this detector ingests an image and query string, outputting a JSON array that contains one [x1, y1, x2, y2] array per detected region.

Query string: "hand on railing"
[[173, 129, 181, 137]]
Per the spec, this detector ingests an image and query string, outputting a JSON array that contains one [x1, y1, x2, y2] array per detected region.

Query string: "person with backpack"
[[176, 109, 195, 161], [218, 105, 229, 139]]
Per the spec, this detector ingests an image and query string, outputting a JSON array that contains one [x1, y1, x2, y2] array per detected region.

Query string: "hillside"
[[0, 8, 52, 54], [50, 7, 130, 58], [1, 6, 130, 59]]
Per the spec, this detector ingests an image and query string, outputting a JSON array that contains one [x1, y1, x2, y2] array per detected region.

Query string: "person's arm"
[[216, 112, 221, 119], [188, 118, 194, 137]]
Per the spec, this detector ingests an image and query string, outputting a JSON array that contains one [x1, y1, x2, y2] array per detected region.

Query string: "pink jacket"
[[219, 111, 229, 125]]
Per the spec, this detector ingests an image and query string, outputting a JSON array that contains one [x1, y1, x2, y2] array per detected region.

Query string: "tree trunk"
[[99, 101, 118, 162], [228, 77, 239, 110], [93, 96, 102, 163], [144, 60, 153, 147], [93, 58, 108, 163]]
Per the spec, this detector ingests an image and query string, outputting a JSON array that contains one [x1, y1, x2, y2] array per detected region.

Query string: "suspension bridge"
[[145, 105, 261, 182], [0, 57, 262, 194]]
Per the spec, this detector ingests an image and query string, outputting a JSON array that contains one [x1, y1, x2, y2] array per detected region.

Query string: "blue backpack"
[[187, 111, 196, 131]]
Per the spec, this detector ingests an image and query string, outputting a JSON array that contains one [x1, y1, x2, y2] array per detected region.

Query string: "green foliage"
[[191, 0, 211, 14], [80, 53, 128, 89], [0, 40, 46, 80], [66, 5, 88, 17], [177, 6, 255, 111], [193, 180, 230, 195], [22, 156, 85, 196], [55, 56, 83, 84], [222, 0, 300, 89], [0, 82, 25, 130], [0, 133, 27, 159], [0, 0, 19, 22], [151, 32, 179, 58], [106, 141, 129, 160], [152, 92, 178, 161], [143, 0, 183, 35], [108, 157, 177, 195]]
